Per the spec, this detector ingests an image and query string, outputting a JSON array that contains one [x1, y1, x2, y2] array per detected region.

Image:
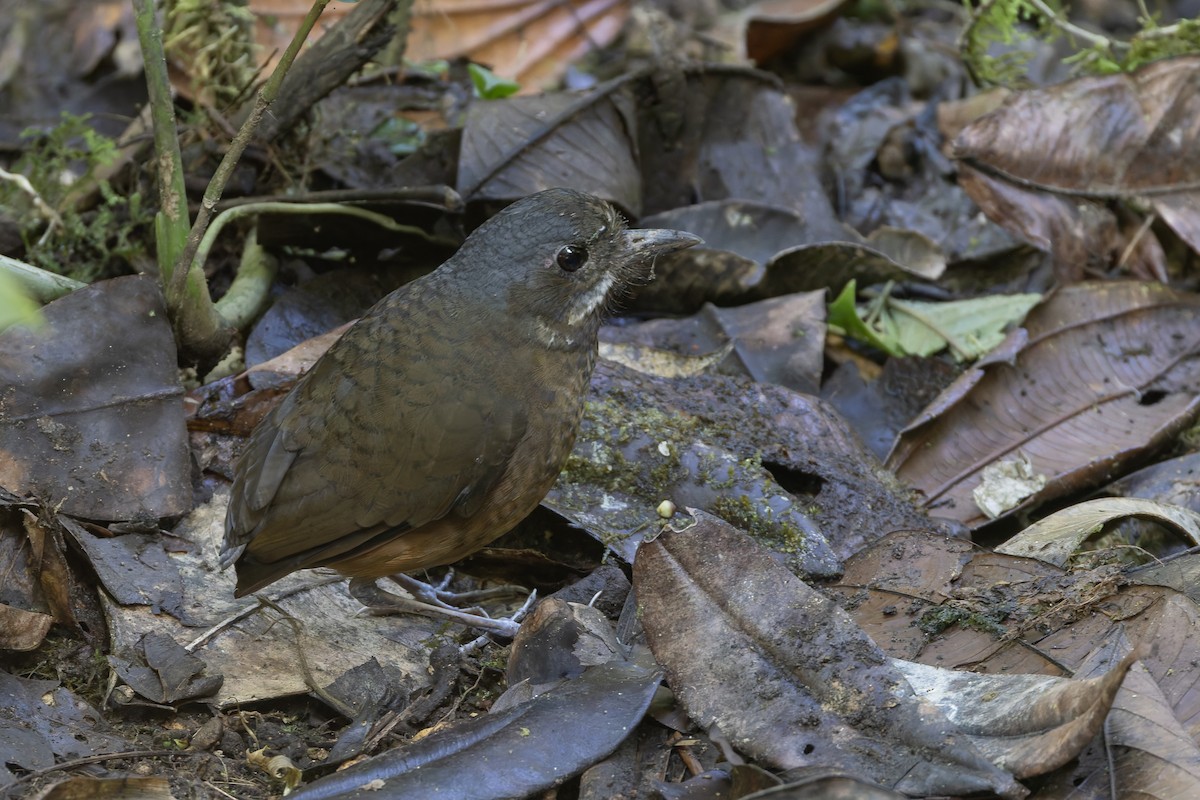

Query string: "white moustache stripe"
[[567, 273, 615, 326]]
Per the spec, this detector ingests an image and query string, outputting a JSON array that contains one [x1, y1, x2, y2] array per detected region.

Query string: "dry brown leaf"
[[250, 0, 630, 92], [954, 56, 1200, 257], [0, 603, 53, 652], [1064, 646, 1200, 797], [410, 0, 630, 91], [0, 276, 191, 521], [457, 78, 641, 208], [897, 653, 1134, 779], [887, 282, 1200, 528], [707, 0, 850, 63], [634, 511, 1026, 797], [956, 164, 1116, 283], [997, 497, 1200, 567]]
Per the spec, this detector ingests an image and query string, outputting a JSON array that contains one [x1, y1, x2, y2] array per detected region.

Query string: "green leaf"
[[371, 116, 426, 156], [468, 63, 520, 100], [0, 270, 44, 332], [827, 281, 904, 357], [828, 282, 1042, 362], [883, 293, 1042, 360]]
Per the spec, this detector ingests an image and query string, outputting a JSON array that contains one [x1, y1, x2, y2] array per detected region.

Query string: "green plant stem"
[[168, 0, 332, 309], [1026, 0, 1126, 52], [200, 201, 454, 271], [213, 226, 276, 332], [0, 254, 86, 304], [133, 0, 229, 364], [208, 202, 457, 330], [206, 203, 453, 331], [131, 0, 190, 274]]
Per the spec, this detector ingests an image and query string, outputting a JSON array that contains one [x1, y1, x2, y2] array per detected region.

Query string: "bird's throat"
[[566, 272, 616, 326]]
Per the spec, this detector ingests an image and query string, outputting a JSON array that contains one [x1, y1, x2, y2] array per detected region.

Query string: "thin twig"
[[0, 166, 64, 245], [168, 0, 332, 306], [185, 575, 344, 652], [1027, 0, 1126, 51], [256, 595, 359, 719], [198, 201, 457, 275]]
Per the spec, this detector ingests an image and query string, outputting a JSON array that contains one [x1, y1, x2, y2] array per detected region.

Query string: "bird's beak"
[[622, 228, 704, 259]]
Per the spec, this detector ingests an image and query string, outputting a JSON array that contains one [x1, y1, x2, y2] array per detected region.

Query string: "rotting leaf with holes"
[[546, 359, 940, 576], [633, 511, 1027, 798], [887, 281, 1200, 528]]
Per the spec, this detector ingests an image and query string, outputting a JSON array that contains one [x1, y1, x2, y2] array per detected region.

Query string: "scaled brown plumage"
[[222, 188, 700, 597]]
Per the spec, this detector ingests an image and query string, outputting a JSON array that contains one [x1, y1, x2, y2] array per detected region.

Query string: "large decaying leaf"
[[638, 68, 831, 218], [0, 672, 129, 793], [457, 78, 641, 209], [831, 527, 1200, 795], [997, 497, 1200, 567], [888, 282, 1200, 527], [289, 656, 661, 800], [103, 492, 439, 709], [954, 56, 1200, 256], [547, 359, 939, 576], [633, 512, 1026, 798], [251, 0, 630, 93], [0, 275, 190, 520]]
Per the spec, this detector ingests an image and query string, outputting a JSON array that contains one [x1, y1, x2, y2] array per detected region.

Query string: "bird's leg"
[[348, 576, 525, 638], [397, 570, 528, 606]]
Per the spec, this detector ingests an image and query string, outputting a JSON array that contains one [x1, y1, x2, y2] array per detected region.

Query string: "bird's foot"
[[390, 571, 527, 609], [349, 576, 532, 638]]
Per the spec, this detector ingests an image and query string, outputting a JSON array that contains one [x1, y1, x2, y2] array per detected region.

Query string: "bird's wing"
[[222, 321, 527, 569]]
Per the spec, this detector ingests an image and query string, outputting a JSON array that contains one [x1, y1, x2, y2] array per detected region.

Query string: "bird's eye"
[[555, 244, 588, 272]]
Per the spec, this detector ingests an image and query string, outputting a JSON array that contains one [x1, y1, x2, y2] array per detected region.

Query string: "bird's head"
[[446, 189, 701, 348]]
